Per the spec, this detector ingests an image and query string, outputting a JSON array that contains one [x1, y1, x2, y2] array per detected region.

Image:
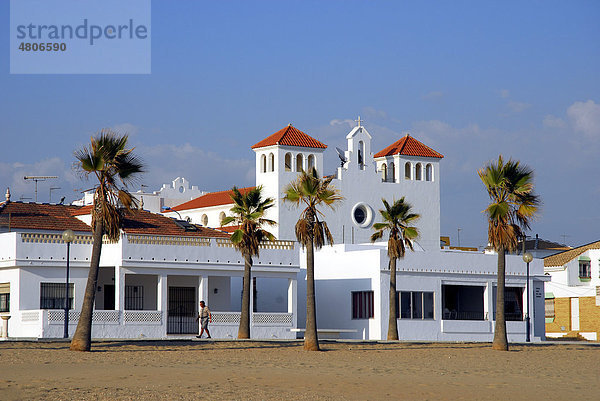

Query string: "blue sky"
[[1, 1, 599, 248]]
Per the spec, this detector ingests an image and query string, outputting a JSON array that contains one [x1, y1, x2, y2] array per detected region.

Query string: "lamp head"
[[62, 229, 75, 243], [522, 252, 533, 263]]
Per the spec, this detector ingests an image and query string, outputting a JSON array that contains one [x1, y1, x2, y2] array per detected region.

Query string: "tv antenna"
[[24, 176, 58, 202], [335, 147, 347, 167]]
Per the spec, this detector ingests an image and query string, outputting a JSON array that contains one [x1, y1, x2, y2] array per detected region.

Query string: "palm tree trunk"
[[304, 238, 320, 351], [238, 254, 252, 339], [70, 221, 103, 351], [492, 247, 508, 351], [388, 258, 399, 340]]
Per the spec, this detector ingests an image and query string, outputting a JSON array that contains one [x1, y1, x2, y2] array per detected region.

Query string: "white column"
[[157, 274, 167, 313], [198, 275, 208, 306], [485, 281, 493, 322], [288, 278, 297, 328], [115, 266, 125, 311]]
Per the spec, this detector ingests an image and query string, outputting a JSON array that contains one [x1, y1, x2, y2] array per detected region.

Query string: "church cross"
[[355, 116, 364, 127]]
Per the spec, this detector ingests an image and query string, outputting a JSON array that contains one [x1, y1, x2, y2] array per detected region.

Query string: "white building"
[[544, 240, 600, 341], [165, 122, 548, 342], [73, 177, 205, 214], [0, 193, 299, 340]]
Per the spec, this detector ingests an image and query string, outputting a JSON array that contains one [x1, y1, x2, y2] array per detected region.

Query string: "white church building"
[[164, 122, 548, 342], [0, 121, 548, 341]]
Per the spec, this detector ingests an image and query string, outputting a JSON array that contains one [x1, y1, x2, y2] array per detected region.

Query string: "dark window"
[[352, 291, 374, 319], [0, 283, 9, 313], [398, 291, 434, 319], [579, 260, 591, 279], [492, 286, 524, 321], [0, 293, 9, 312], [442, 285, 485, 320], [40, 283, 73, 309], [545, 298, 555, 319], [354, 207, 366, 224], [125, 285, 144, 310]]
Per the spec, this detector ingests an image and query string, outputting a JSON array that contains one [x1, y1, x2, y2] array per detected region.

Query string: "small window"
[[307, 154, 315, 172], [579, 260, 591, 279], [352, 291, 374, 319], [545, 298, 555, 319], [219, 212, 226, 225], [201, 214, 208, 226], [269, 153, 275, 172], [40, 283, 73, 309], [0, 283, 9, 313], [405, 162, 411, 179], [389, 162, 395, 183], [415, 163, 422, 181], [284, 153, 292, 171], [358, 140, 364, 167], [125, 286, 144, 310], [398, 291, 434, 319], [354, 207, 366, 224], [381, 163, 387, 182], [296, 154, 303, 172], [261, 154, 267, 173], [425, 164, 433, 181]]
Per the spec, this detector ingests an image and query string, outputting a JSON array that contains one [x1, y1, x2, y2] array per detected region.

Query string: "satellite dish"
[[335, 147, 347, 167]]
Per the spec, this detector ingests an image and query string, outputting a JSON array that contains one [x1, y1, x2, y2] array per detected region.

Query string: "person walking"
[[197, 300, 212, 339]]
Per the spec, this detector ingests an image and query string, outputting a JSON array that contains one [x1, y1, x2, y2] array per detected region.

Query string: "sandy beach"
[[0, 340, 598, 400]]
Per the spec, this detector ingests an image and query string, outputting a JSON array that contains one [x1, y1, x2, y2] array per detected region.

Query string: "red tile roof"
[[217, 225, 240, 233], [251, 125, 327, 150], [169, 187, 255, 212], [121, 209, 229, 237], [0, 202, 92, 232], [374, 135, 444, 159], [0, 202, 228, 238]]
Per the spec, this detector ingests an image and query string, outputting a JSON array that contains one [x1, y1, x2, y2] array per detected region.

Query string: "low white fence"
[[13, 310, 294, 339]]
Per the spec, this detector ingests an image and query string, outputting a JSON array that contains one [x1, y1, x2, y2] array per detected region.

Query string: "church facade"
[[165, 122, 548, 342]]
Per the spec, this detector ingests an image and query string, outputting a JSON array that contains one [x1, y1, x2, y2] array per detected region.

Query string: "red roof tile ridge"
[[169, 186, 255, 211], [251, 125, 327, 150]]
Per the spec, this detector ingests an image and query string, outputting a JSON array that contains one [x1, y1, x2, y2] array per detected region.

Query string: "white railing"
[[21, 233, 93, 244], [211, 312, 293, 327], [47, 310, 120, 324], [215, 238, 295, 250], [21, 310, 41, 322], [211, 312, 241, 324], [127, 234, 211, 247], [124, 310, 162, 324], [253, 312, 293, 326]]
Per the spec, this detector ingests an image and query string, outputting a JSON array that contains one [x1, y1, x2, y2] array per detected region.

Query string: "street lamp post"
[[62, 229, 75, 338], [523, 252, 533, 343]]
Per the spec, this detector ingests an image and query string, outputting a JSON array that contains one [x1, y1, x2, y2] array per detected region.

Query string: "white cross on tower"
[[355, 116, 363, 127]]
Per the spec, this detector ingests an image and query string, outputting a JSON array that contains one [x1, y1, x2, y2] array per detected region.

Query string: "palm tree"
[[283, 168, 342, 351], [70, 130, 144, 351], [478, 155, 539, 351], [221, 186, 276, 339], [371, 198, 420, 340]]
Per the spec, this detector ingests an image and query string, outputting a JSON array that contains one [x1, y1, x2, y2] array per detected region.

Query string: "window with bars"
[[545, 298, 555, 319], [352, 291, 374, 319], [398, 291, 434, 319], [125, 285, 144, 310], [0, 283, 9, 312], [40, 283, 73, 309], [579, 260, 591, 279]]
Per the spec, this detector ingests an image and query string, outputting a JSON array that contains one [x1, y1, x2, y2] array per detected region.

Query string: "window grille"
[[398, 291, 434, 319], [352, 291, 374, 319], [125, 285, 144, 310], [40, 283, 73, 309]]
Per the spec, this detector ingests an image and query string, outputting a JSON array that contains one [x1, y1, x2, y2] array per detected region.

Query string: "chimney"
[[5, 187, 10, 203]]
